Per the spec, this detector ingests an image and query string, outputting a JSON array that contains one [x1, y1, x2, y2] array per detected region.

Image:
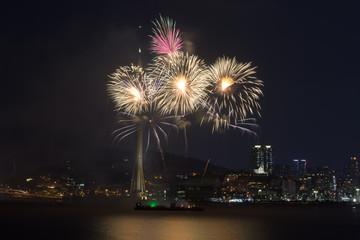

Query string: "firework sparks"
[[107, 16, 265, 182], [149, 52, 210, 115], [107, 65, 148, 115], [129, 87, 142, 101], [108, 63, 183, 171], [203, 56, 263, 132], [111, 109, 180, 171], [149, 15, 183, 55]]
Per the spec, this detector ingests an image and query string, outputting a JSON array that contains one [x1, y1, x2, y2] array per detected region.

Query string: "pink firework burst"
[[149, 16, 183, 55]]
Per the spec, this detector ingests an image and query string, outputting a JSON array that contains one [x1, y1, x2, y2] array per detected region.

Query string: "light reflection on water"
[[2, 203, 360, 240], [95, 212, 264, 240], [90, 206, 360, 240]]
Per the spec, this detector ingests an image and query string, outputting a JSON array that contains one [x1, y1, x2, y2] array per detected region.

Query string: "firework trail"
[[201, 158, 211, 186], [173, 115, 191, 156], [111, 110, 180, 172], [149, 15, 183, 55], [203, 56, 263, 133]]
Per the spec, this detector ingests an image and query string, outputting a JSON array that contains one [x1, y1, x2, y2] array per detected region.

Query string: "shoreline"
[[1, 197, 358, 210]]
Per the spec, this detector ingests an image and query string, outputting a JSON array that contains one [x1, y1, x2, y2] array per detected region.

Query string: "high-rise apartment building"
[[251, 145, 274, 174], [263, 145, 274, 174], [293, 159, 299, 173], [349, 157, 359, 186], [293, 159, 307, 177], [300, 159, 307, 176], [251, 145, 264, 174]]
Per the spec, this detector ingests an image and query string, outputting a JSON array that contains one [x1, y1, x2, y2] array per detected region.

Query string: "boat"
[[134, 202, 205, 211]]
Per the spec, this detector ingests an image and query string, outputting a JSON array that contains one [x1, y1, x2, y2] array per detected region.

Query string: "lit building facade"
[[263, 146, 274, 174], [251, 145, 264, 174], [251, 145, 274, 175], [293, 159, 307, 177]]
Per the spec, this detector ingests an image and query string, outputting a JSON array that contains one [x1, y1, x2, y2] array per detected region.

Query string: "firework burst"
[[108, 64, 182, 171], [149, 16, 183, 55], [107, 16, 264, 188], [203, 56, 263, 132], [108, 65, 149, 115], [149, 52, 210, 115]]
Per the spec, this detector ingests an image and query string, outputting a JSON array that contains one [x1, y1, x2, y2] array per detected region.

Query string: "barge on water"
[[134, 202, 205, 211]]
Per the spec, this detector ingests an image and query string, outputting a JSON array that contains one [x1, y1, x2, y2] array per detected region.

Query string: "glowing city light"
[[149, 201, 157, 207]]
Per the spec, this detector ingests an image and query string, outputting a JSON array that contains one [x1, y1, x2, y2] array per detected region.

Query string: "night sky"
[[1, 0, 359, 177]]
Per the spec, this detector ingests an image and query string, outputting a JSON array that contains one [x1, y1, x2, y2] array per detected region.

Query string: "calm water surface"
[[1, 202, 359, 240]]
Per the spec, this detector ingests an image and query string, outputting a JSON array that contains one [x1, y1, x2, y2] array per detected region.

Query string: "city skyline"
[[1, 147, 359, 202], [1, 1, 360, 176], [2, 2, 360, 240]]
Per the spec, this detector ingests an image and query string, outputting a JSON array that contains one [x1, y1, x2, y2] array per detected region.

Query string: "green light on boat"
[[149, 201, 157, 207]]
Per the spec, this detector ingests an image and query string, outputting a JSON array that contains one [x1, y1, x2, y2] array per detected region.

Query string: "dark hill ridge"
[[3, 149, 229, 186], [145, 152, 229, 176]]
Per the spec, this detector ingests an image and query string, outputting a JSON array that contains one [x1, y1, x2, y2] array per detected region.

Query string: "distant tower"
[[299, 159, 307, 176], [293, 159, 306, 177], [251, 145, 265, 174], [293, 159, 299, 175], [263, 145, 274, 174], [349, 157, 359, 187], [130, 126, 146, 198], [64, 158, 74, 189], [251, 145, 274, 174], [129, 24, 146, 199]]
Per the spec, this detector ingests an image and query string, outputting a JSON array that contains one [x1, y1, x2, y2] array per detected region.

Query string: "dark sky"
[[1, 0, 359, 177]]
